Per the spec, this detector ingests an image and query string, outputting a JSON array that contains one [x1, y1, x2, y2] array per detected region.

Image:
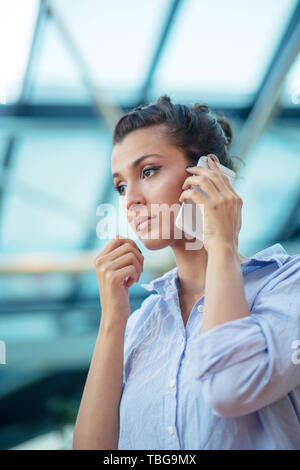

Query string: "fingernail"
[[185, 165, 193, 168], [209, 156, 216, 163]]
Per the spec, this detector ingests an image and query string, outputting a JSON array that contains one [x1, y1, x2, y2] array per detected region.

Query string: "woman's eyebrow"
[[112, 153, 164, 179]]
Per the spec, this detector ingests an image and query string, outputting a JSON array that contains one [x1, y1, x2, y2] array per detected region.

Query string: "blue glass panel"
[[31, 0, 170, 104], [152, 0, 297, 106], [0, 0, 39, 103], [1, 129, 112, 252]]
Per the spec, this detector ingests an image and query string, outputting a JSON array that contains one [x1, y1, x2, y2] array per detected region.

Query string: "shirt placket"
[[162, 288, 186, 450], [163, 334, 186, 449]]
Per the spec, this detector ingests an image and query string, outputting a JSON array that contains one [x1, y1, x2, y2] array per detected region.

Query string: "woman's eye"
[[115, 184, 125, 195], [114, 166, 161, 195], [143, 167, 156, 177], [143, 165, 162, 178]]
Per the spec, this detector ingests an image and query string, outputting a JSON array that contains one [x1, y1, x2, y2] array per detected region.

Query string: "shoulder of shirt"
[[240, 242, 295, 269], [252, 244, 300, 293], [240, 243, 300, 306], [236, 243, 300, 298]]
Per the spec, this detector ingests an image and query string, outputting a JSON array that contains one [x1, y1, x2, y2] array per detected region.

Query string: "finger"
[[94, 234, 124, 258], [96, 235, 140, 259], [185, 166, 226, 193], [225, 183, 243, 203], [111, 242, 144, 268], [207, 157, 237, 193], [207, 154, 221, 171], [114, 264, 138, 288], [182, 174, 220, 196], [179, 188, 209, 206], [94, 241, 144, 272], [108, 252, 142, 281], [114, 235, 142, 254]]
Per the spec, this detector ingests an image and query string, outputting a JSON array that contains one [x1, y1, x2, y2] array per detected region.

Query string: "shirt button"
[[197, 304, 204, 312], [169, 379, 176, 388], [167, 426, 175, 436]]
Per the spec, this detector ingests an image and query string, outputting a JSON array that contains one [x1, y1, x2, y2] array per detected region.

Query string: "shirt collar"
[[140, 243, 290, 295]]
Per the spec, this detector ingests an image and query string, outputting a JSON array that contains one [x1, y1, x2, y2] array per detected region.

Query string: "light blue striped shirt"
[[118, 243, 300, 450]]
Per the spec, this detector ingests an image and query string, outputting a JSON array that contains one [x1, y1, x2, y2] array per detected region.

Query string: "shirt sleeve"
[[195, 258, 300, 418]]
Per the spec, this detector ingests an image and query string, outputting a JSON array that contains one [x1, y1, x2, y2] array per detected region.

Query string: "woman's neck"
[[171, 238, 247, 298]]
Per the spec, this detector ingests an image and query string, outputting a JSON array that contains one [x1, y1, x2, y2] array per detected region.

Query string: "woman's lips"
[[136, 216, 156, 231]]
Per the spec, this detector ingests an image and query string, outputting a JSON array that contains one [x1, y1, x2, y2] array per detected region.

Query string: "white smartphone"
[[175, 155, 236, 243]]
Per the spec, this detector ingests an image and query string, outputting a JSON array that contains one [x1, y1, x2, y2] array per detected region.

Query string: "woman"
[[73, 95, 300, 450]]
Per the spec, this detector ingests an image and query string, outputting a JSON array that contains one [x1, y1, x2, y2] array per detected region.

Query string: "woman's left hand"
[[179, 156, 243, 252]]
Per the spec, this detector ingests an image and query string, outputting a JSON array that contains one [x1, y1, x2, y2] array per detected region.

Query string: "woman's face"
[[111, 125, 191, 250]]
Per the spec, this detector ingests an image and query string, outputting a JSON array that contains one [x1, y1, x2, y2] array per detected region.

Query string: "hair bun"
[[217, 116, 232, 147]]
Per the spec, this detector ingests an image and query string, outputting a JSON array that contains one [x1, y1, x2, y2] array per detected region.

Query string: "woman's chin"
[[136, 226, 173, 250], [140, 237, 171, 251]]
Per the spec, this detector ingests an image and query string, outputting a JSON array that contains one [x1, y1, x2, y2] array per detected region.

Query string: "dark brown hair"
[[113, 95, 242, 174]]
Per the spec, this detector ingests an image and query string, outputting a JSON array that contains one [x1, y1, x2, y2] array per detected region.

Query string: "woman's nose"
[[125, 187, 145, 213]]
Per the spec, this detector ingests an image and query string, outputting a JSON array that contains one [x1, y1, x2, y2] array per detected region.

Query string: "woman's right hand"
[[94, 235, 144, 326]]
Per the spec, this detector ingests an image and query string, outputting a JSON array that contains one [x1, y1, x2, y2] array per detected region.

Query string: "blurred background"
[[0, 0, 299, 450]]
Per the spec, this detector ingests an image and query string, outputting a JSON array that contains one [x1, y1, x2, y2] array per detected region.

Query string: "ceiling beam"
[[137, 0, 184, 105], [231, 0, 300, 161]]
